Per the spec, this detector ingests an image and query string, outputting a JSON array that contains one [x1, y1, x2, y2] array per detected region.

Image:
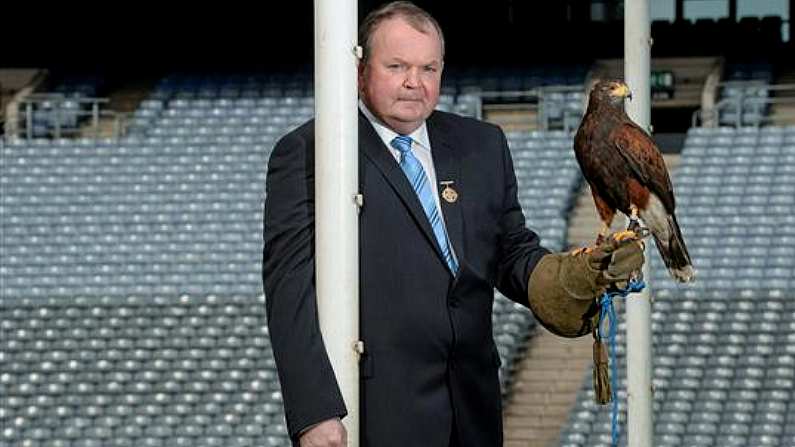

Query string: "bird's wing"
[[609, 121, 676, 212]]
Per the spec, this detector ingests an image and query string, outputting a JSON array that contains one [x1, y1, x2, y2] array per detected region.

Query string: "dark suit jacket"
[[262, 110, 549, 446]]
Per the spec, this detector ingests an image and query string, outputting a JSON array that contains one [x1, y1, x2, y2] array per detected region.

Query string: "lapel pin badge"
[[440, 181, 458, 203]]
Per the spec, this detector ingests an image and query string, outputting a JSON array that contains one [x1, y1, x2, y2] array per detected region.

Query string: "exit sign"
[[651, 71, 675, 99]]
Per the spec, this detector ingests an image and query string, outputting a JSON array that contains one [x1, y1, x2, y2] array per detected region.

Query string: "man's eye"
[[424, 66, 437, 73], [388, 64, 402, 70]]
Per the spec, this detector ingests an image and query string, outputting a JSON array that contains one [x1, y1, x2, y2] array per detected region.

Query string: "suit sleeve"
[[492, 127, 551, 304], [262, 130, 348, 440]]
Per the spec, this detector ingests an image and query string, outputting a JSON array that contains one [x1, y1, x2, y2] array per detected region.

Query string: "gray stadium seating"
[[492, 129, 580, 393], [0, 294, 283, 447], [718, 63, 774, 127]]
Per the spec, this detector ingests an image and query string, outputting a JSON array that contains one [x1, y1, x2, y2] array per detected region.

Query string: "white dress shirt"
[[360, 102, 458, 263]]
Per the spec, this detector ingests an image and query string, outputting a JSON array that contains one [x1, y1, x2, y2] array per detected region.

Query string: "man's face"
[[359, 17, 443, 135]]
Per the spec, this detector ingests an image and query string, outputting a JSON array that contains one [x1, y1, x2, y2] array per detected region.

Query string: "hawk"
[[573, 79, 694, 283]]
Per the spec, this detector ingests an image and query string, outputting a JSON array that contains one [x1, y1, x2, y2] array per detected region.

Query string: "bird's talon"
[[627, 218, 642, 233], [571, 246, 594, 256], [612, 230, 638, 242]]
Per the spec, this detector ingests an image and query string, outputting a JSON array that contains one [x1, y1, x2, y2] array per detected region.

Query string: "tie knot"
[[390, 135, 413, 154]]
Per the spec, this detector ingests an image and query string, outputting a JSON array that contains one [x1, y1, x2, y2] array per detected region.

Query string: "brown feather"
[[626, 178, 650, 210], [609, 123, 675, 213], [590, 184, 615, 227]]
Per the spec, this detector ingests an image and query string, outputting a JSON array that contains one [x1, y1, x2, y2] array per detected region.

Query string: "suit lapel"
[[427, 113, 465, 267], [359, 113, 442, 258]]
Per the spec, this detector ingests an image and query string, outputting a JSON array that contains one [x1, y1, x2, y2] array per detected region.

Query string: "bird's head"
[[589, 79, 633, 108]]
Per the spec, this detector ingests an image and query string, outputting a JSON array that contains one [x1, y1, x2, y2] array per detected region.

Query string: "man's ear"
[[357, 62, 367, 94]]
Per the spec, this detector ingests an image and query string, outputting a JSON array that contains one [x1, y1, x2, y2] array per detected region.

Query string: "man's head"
[[358, 1, 444, 135]]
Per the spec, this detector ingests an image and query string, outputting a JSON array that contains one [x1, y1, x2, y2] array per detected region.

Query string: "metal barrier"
[[14, 93, 130, 140], [692, 82, 795, 128]]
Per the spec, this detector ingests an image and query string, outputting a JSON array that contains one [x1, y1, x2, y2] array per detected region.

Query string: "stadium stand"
[[557, 125, 795, 447], [3, 2, 794, 445], [1, 72, 585, 446], [718, 62, 775, 127], [444, 65, 590, 95], [1, 137, 286, 445], [7, 57, 792, 446], [495, 128, 582, 393], [0, 294, 284, 447]]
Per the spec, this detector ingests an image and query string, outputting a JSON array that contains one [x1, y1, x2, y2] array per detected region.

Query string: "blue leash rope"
[[597, 278, 646, 447]]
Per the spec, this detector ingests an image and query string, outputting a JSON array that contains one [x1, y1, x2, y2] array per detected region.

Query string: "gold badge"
[[440, 181, 458, 203]]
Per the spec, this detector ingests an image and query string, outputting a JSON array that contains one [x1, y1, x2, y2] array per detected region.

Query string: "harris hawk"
[[574, 79, 694, 283]]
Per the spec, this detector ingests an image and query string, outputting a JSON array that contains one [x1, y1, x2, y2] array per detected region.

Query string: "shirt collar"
[[359, 100, 431, 153]]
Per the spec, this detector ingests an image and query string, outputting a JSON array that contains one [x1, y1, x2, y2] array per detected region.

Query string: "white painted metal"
[[314, 0, 360, 444], [624, 0, 655, 445]]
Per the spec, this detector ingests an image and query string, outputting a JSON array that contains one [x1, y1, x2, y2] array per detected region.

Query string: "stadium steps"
[[502, 329, 593, 447], [77, 115, 118, 138], [484, 104, 539, 132], [769, 69, 795, 126], [566, 154, 681, 250]]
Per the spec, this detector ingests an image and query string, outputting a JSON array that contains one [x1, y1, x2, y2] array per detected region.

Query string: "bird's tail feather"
[[654, 214, 695, 283]]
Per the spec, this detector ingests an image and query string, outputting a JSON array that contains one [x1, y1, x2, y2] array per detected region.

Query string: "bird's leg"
[[626, 205, 641, 233], [628, 207, 652, 240], [614, 206, 648, 246], [611, 206, 642, 242]]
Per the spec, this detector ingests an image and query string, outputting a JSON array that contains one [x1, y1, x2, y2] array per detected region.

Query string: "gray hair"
[[359, 1, 445, 63]]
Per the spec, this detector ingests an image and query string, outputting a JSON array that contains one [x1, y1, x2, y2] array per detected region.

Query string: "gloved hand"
[[565, 232, 646, 296], [526, 232, 645, 338]]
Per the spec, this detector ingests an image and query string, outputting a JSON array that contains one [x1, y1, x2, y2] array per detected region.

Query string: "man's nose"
[[404, 68, 420, 88]]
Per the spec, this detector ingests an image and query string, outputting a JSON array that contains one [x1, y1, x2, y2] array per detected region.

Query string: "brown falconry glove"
[[526, 232, 645, 338]]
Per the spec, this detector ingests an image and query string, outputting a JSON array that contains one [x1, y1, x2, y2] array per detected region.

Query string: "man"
[[263, 2, 644, 446]]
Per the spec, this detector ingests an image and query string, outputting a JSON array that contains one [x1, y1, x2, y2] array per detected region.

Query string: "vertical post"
[[735, 94, 743, 128], [790, 0, 794, 44], [624, 0, 654, 446], [728, 0, 738, 22], [675, 0, 684, 22], [26, 102, 33, 140], [314, 0, 360, 445], [92, 102, 99, 137], [54, 98, 62, 139], [539, 89, 548, 131]]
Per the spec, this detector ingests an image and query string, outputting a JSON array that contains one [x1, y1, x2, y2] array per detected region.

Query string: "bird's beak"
[[617, 84, 633, 100]]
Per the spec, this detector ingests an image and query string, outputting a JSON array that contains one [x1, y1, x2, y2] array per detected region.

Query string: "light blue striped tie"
[[391, 135, 459, 274]]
